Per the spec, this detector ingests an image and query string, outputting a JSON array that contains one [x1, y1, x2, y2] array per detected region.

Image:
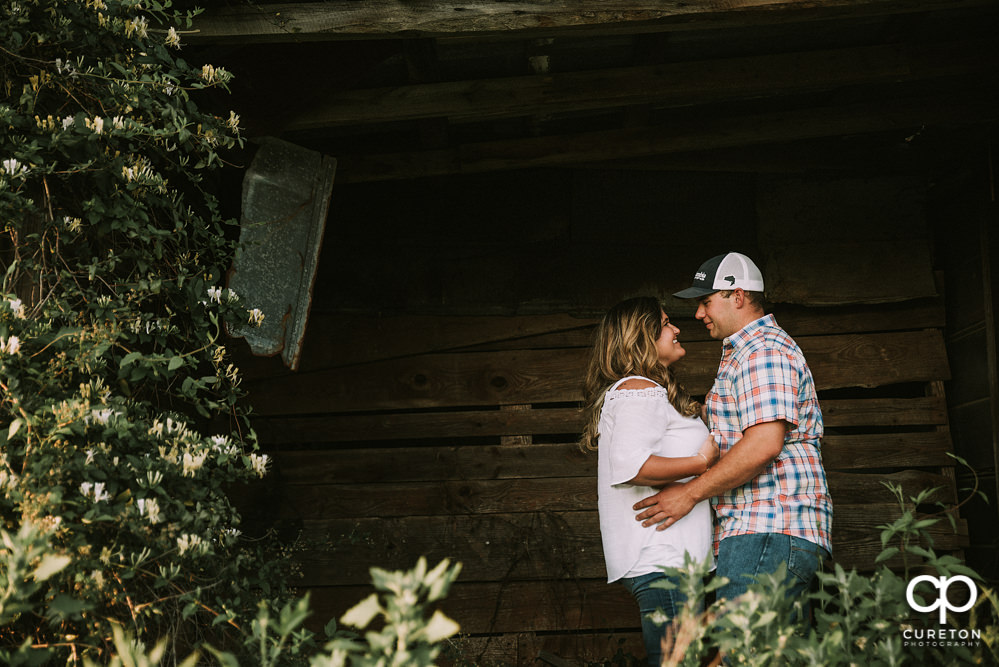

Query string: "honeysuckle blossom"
[[85, 116, 104, 134], [63, 216, 82, 232], [181, 450, 207, 476], [124, 16, 148, 39], [137, 497, 161, 524], [165, 26, 181, 49], [207, 286, 222, 303], [80, 481, 110, 503], [176, 533, 202, 555], [226, 110, 240, 132], [1, 336, 21, 355], [225, 288, 238, 303], [2, 158, 25, 178], [90, 408, 115, 425], [62, 115, 75, 129], [8, 299, 25, 318], [248, 308, 265, 326], [249, 453, 269, 477]]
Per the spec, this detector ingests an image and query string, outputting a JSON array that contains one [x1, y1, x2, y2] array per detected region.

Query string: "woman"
[[580, 296, 716, 667]]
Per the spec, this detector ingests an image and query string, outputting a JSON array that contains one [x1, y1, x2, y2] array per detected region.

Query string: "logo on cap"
[[694, 271, 707, 282], [724, 275, 736, 286]]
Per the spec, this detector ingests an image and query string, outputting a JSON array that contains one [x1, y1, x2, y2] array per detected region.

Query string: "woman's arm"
[[627, 435, 718, 486]]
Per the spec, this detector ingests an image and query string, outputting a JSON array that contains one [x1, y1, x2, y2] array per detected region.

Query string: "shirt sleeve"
[[732, 348, 801, 431], [602, 392, 671, 486]]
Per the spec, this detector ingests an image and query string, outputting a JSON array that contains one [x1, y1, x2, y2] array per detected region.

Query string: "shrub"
[[654, 477, 998, 666], [0, 0, 294, 661]]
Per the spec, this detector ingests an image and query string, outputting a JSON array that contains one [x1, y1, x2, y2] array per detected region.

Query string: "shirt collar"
[[723, 313, 777, 350]]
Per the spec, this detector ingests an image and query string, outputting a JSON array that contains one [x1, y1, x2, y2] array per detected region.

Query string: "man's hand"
[[633, 482, 697, 531]]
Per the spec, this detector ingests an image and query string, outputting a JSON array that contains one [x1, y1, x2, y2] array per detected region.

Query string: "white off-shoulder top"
[[597, 376, 714, 582]]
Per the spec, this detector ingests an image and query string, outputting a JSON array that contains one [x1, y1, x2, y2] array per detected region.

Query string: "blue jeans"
[[620, 571, 697, 667], [717, 533, 828, 622]]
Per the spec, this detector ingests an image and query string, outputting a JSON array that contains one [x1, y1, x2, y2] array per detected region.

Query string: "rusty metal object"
[[228, 137, 336, 370]]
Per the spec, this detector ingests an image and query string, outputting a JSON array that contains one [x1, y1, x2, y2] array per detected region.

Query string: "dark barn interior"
[[189, 2, 999, 664]]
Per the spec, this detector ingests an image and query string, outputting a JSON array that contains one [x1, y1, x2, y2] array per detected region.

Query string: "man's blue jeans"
[[620, 571, 698, 667], [717, 533, 828, 619]]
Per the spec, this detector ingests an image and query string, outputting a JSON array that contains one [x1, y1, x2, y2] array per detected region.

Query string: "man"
[[634, 251, 832, 611]]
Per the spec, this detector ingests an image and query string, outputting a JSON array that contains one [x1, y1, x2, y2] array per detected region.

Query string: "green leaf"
[[8, 418, 22, 440], [167, 355, 184, 371], [341, 594, 380, 629], [32, 554, 71, 581], [120, 351, 143, 368]]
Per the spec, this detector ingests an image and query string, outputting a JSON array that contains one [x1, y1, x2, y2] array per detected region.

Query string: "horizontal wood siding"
[[237, 302, 967, 664]]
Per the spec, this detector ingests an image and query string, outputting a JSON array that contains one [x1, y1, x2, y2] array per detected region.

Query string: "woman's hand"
[[697, 435, 719, 472]]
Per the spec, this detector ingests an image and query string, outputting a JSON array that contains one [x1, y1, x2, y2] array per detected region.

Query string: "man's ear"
[[732, 288, 745, 308]]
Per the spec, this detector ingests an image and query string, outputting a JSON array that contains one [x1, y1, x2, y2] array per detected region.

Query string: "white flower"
[[62, 115, 75, 130], [80, 481, 110, 503], [85, 116, 104, 134], [1, 158, 25, 178], [63, 216, 82, 232], [1, 336, 20, 355], [249, 453, 269, 478], [225, 288, 238, 303], [85, 449, 95, 464], [137, 497, 161, 524], [207, 286, 221, 303], [165, 26, 181, 49], [181, 451, 207, 476], [90, 408, 114, 425], [176, 533, 202, 555], [248, 308, 265, 327]]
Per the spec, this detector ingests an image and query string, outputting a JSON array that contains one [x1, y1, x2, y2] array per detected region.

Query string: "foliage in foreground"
[[654, 477, 998, 667], [0, 535, 462, 667], [1, 0, 291, 662]]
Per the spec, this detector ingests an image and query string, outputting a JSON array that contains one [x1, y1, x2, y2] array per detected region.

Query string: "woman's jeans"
[[620, 571, 698, 667], [717, 533, 828, 621]]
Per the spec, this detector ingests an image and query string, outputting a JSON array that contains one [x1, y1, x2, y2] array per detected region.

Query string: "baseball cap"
[[673, 252, 765, 299]]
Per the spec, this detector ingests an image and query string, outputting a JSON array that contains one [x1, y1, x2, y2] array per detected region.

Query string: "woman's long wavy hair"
[[579, 296, 700, 451]]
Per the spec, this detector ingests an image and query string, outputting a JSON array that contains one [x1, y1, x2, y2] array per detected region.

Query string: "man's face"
[[695, 291, 739, 340]]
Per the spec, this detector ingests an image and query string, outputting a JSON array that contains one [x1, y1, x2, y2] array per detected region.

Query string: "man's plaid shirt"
[[707, 314, 833, 554]]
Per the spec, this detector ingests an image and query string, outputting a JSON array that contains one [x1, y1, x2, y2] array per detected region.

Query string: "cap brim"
[[673, 286, 719, 299]]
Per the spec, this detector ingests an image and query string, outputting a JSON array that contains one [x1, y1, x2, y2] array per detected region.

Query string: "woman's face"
[[654, 311, 685, 366]]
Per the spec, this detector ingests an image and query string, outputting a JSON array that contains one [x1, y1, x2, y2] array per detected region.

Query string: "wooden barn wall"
[[234, 166, 970, 666], [931, 159, 999, 583]]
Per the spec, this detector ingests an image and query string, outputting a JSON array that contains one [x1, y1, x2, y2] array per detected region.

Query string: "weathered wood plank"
[[252, 396, 948, 446], [189, 0, 998, 43], [291, 506, 967, 586], [245, 330, 949, 414], [304, 578, 638, 635], [332, 95, 997, 182], [287, 40, 995, 129], [254, 470, 955, 519], [238, 295, 943, 376]]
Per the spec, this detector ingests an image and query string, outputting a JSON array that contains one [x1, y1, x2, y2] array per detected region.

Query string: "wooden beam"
[[251, 396, 948, 445], [244, 330, 950, 414], [246, 469, 954, 519], [332, 94, 999, 182], [188, 0, 998, 43], [287, 505, 966, 586], [286, 40, 996, 130]]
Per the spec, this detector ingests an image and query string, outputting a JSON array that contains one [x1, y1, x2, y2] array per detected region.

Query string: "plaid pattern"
[[707, 314, 833, 554]]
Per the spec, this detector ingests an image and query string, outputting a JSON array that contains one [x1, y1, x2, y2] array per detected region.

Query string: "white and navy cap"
[[673, 252, 765, 299]]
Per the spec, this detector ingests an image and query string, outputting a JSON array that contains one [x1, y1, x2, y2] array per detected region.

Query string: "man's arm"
[[632, 420, 787, 530]]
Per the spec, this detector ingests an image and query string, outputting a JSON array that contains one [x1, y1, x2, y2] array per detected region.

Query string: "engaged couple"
[[582, 252, 834, 666]]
